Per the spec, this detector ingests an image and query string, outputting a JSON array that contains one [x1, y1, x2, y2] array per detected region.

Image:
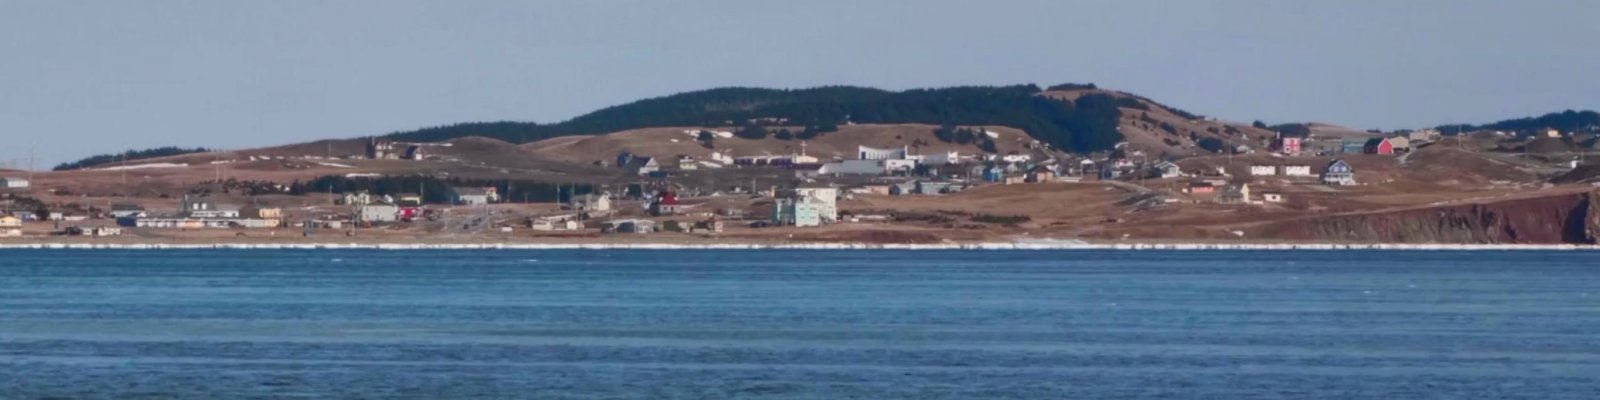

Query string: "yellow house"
[[0, 215, 21, 228]]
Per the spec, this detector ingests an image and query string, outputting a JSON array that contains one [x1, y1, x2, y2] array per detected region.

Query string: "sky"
[[2, 0, 1597, 168]]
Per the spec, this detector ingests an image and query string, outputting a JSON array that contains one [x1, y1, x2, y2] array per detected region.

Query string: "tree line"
[[1436, 110, 1600, 135], [288, 175, 596, 204], [384, 84, 1134, 153], [53, 147, 211, 171]]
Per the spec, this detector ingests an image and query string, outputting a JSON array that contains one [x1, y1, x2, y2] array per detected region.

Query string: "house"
[[395, 193, 424, 207], [1341, 140, 1368, 154], [109, 203, 146, 219], [0, 215, 20, 228], [356, 203, 400, 223], [530, 215, 581, 231], [339, 191, 374, 206], [366, 137, 398, 159], [603, 219, 654, 234], [1283, 165, 1314, 177], [1409, 129, 1441, 142], [1186, 182, 1217, 194], [1386, 136, 1411, 153], [1217, 184, 1250, 204], [1541, 128, 1563, 138], [404, 145, 426, 160], [0, 177, 28, 189], [912, 181, 949, 194], [983, 166, 1006, 182], [1322, 159, 1357, 186], [883, 159, 917, 174], [1153, 161, 1183, 179], [1249, 165, 1278, 176], [1025, 166, 1057, 183], [819, 160, 886, 175], [449, 187, 495, 205], [889, 182, 917, 196], [921, 151, 962, 166], [569, 194, 611, 212], [1001, 154, 1032, 163], [180, 195, 240, 219], [675, 155, 699, 170], [1262, 192, 1284, 203], [851, 185, 891, 195], [649, 191, 679, 216], [65, 226, 121, 236], [694, 218, 725, 233], [230, 219, 278, 229], [1003, 175, 1027, 185], [1364, 138, 1395, 155], [1276, 137, 1303, 156], [240, 205, 282, 220], [622, 156, 659, 176]]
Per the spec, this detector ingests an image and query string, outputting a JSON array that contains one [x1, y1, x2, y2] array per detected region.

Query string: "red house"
[[650, 190, 680, 216], [1276, 137, 1303, 156], [1364, 138, 1395, 155]]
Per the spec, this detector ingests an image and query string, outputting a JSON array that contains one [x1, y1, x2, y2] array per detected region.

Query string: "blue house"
[[983, 166, 1006, 182], [1321, 159, 1357, 186]]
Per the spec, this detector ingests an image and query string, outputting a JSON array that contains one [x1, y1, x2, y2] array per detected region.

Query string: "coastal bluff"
[[1261, 189, 1600, 244]]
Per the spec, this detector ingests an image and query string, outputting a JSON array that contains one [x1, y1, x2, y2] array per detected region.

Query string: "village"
[[9, 119, 1588, 246]]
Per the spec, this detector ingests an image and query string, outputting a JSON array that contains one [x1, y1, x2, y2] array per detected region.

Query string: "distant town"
[[3, 86, 1598, 245]]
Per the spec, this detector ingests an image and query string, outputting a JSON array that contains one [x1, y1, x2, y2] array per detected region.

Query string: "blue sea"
[[1, 250, 1597, 399]]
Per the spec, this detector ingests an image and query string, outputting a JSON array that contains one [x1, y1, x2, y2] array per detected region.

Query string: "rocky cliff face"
[[1260, 190, 1600, 244]]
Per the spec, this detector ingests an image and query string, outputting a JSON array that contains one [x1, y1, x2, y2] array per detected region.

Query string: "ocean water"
[[1, 250, 1597, 399]]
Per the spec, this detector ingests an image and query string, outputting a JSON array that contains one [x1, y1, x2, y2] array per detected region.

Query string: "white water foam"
[[0, 242, 1596, 251]]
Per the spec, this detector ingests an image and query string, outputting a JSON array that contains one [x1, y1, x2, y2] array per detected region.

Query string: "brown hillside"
[[1040, 89, 1278, 159], [521, 124, 1038, 163]]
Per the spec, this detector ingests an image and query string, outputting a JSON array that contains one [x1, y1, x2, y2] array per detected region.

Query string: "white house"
[[920, 151, 962, 166], [356, 203, 400, 223], [569, 194, 611, 212], [448, 187, 495, 205], [181, 195, 240, 219], [0, 177, 28, 189], [1283, 165, 1314, 177], [1153, 161, 1183, 179], [1249, 165, 1278, 176]]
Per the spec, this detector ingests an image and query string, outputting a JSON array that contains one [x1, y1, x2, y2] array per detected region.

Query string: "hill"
[[522, 124, 1038, 163], [1438, 109, 1600, 134], [385, 85, 1126, 153], [1039, 87, 1278, 158]]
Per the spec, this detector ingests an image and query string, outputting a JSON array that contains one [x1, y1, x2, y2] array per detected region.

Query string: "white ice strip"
[[0, 242, 1596, 251]]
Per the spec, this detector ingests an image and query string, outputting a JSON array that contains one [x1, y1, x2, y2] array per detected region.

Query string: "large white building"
[[858, 145, 910, 160], [1283, 165, 1314, 177], [792, 185, 839, 223], [0, 177, 28, 189], [1249, 165, 1278, 176]]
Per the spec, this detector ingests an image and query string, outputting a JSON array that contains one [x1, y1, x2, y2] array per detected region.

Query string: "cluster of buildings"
[[366, 138, 430, 160], [125, 195, 284, 229]]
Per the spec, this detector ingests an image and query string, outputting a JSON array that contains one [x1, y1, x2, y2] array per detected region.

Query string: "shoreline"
[[2, 241, 1598, 251]]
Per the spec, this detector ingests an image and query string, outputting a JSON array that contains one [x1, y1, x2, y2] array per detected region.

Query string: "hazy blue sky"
[[2, 0, 1597, 167]]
